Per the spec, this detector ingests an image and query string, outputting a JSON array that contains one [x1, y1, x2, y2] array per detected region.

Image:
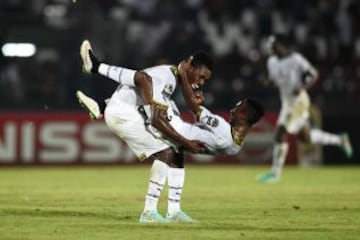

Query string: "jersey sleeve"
[[149, 66, 177, 109], [151, 77, 169, 109], [266, 57, 276, 81]]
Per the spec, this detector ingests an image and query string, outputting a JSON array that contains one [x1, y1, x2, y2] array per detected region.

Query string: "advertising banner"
[[0, 111, 297, 165]]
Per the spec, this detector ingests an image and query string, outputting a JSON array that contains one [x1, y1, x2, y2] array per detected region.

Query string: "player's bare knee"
[[148, 148, 177, 167], [170, 150, 184, 168]]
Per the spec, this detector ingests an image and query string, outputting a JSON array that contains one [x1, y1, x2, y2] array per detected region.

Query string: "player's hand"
[[194, 91, 205, 106], [185, 140, 206, 153]]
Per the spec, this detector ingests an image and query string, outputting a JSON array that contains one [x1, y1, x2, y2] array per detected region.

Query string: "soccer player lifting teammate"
[[257, 34, 353, 183], [78, 40, 264, 222]]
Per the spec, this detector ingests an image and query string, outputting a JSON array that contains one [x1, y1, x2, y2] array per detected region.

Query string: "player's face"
[[188, 66, 211, 91], [230, 101, 248, 126], [272, 42, 281, 56], [272, 41, 287, 57]]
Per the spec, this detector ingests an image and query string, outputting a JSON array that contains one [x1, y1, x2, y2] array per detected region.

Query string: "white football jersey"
[[168, 103, 241, 155], [106, 65, 179, 143], [107, 65, 177, 111], [143, 65, 178, 107], [267, 52, 315, 105]]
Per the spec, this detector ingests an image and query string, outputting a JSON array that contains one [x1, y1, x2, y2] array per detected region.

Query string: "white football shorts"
[[278, 90, 310, 134], [104, 101, 171, 161]]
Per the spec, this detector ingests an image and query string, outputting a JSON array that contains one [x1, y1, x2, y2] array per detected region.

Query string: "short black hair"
[[246, 98, 264, 126], [190, 51, 214, 71], [274, 33, 291, 48]]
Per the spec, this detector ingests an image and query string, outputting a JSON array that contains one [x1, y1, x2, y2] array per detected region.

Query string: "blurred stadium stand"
[[0, 0, 359, 164]]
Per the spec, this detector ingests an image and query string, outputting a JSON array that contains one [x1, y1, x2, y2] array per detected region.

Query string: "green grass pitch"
[[0, 166, 359, 240]]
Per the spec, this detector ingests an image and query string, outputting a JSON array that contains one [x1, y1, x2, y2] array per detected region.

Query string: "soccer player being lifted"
[[78, 40, 264, 222], [257, 34, 353, 183]]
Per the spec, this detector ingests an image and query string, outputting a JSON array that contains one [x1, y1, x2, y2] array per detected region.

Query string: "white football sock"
[[143, 160, 169, 212], [167, 167, 185, 216], [98, 63, 136, 87], [270, 142, 289, 176], [310, 129, 342, 146]]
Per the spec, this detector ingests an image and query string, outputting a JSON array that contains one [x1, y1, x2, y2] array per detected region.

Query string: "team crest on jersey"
[[205, 116, 219, 128], [161, 84, 174, 100]]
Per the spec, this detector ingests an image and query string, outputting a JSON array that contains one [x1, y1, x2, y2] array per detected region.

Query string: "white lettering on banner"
[[21, 122, 35, 163], [0, 120, 137, 164], [0, 123, 16, 163], [82, 123, 122, 162], [39, 122, 79, 163]]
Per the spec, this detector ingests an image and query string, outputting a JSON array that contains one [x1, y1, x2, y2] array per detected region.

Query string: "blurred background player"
[[80, 40, 213, 223], [257, 34, 353, 183]]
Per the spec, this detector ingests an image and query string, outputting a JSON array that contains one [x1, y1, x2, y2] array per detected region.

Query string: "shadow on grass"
[[1, 208, 133, 222], [1, 208, 356, 234]]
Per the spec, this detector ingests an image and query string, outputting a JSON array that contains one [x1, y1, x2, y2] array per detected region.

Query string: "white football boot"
[[80, 40, 93, 73], [76, 90, 102, 120]]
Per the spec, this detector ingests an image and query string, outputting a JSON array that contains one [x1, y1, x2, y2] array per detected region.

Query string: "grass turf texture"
[[0, 166, 359, 240]]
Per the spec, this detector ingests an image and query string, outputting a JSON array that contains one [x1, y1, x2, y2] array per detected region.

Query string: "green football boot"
[[339, 133, 353, 159], [139, 210, 169, 223], [166, 211, 198, 223], [257, 171, 280, 183]]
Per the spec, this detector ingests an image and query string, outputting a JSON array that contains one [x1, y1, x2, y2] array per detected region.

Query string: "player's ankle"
[[89, 50, 100, 73]]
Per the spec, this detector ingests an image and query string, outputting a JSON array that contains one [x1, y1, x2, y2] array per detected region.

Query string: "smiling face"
[[187, 65, 212, 91]]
